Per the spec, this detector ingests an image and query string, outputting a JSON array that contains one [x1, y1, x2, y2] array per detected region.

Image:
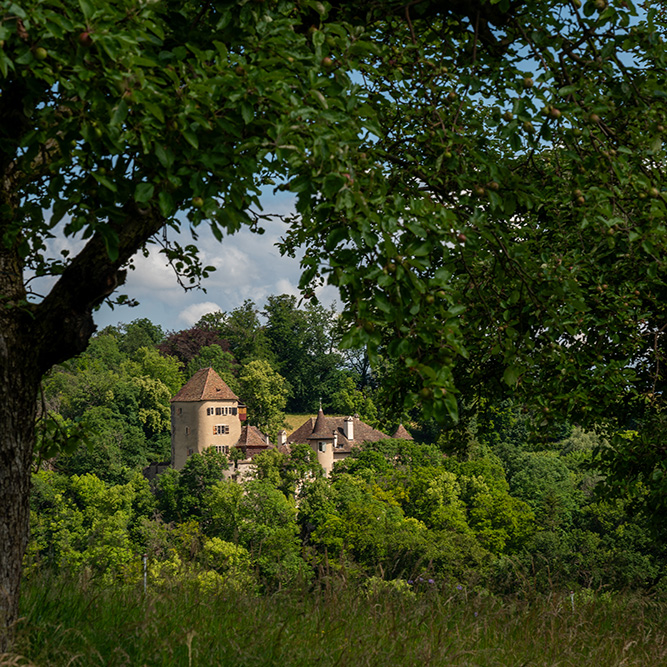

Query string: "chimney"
[[278, 429, 287, 446], [265, 435, 270, 446], [333, 430, 338, 448], [344, 416, 354, 441]]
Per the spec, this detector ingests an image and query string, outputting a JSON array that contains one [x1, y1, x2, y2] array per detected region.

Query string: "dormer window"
[[318, 442, 326, 452]]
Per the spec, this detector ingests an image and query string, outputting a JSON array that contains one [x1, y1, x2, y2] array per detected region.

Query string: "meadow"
[[5, 574, 667, 666]]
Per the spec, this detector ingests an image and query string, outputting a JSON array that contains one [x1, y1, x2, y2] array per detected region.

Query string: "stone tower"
[[170, 367, 244, 470]]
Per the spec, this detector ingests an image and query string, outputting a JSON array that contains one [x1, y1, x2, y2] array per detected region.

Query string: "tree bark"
[[0, 202, 164, 650], [0, 245, 39, 651]]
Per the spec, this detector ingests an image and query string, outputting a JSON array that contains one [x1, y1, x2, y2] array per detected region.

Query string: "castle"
[[169, 367, 272, 470], [169, 367, 411, 475]]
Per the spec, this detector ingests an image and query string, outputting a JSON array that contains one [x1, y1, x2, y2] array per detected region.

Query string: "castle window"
[[213, 424, 229, 435], [207, 407, 214, 416], [231, 407, 237, 415], [185, 426, 190, 435], [318, 442, 326, 452], [177, 407, 182, 416], [187, 448, 194, 456], [214, 445, 229, 454]]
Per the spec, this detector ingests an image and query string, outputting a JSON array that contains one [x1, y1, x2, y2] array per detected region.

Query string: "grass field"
[[284, 413, 316, 435], [5, 574, 667, 666]]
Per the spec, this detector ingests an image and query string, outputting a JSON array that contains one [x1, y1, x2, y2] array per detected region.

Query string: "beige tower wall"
[[171, 399, 242, 470], [313, 439, 335, 476]]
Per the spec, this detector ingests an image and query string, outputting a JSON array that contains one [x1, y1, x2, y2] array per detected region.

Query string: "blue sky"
[[36, 190, 339, 334]]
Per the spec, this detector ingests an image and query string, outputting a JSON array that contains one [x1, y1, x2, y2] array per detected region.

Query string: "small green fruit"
[[192, 196, 204, 208], [34, 47, 48, 61]]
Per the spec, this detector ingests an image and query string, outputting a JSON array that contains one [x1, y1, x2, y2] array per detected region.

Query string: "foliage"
[[155, 449, 229, 525], [5, 1, 667, 642], [206, 300, 275, 367], [26, 470, 155, 579], [263, 295, 343, 413], [237, 359, 289, 441], [158, 327, 232, 366], [184, 344, 237, 389], [327, 374, 379, 427], [206, 479, 308, 587], [252, 442, 324, 497]]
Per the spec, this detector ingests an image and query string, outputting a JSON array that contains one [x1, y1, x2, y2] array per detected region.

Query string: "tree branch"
[[32, 204, 166, 373]]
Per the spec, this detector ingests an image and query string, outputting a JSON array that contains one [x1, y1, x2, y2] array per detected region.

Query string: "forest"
[[27, 301, 667, 594]]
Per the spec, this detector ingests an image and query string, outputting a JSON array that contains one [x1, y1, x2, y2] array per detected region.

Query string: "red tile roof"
[[171, 367, 239, 402], [287, 410, 389, 453], [235, 424, 273, 461], [237, 424, 271, 449]]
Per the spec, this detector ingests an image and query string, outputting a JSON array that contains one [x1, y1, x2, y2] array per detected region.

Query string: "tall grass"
[[5, 574, 667, 666]]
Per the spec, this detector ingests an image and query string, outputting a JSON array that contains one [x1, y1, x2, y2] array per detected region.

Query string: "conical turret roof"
[[392, 423, 413, 440], [171, 367, 238, 402], [310, 408, 331, 438]]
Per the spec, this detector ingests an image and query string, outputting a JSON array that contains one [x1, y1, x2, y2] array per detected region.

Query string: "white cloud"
[[274, 278, 300, 297], [87, 191, 343, 330], [178, 302, 223, 326]]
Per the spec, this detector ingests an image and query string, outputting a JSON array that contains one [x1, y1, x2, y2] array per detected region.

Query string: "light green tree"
[[126, 346, 184, 398], [238, 360, 288, 442]]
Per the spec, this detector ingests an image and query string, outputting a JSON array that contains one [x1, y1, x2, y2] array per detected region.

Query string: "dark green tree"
[[215, 300, 274, 367], [2, 0, 665, 646], [263, 295, 342, 412]]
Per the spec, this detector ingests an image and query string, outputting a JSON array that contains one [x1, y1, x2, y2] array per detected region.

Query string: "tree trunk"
[[0, 246, 39, 652]]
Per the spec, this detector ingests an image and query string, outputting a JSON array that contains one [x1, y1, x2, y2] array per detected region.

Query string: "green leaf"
[[134, 183, 154, 204], [182, 130, 199, 149], [443, 392, 458, 421], [78, 0, 94, 20], [241, 103, 254, 125], [503, 365, 522, 386], [158, 191, 174, 218], [110, 100, 129, 127]]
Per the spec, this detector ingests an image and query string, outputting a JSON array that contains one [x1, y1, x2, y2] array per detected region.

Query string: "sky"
[[35, 190, 339, 334]]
